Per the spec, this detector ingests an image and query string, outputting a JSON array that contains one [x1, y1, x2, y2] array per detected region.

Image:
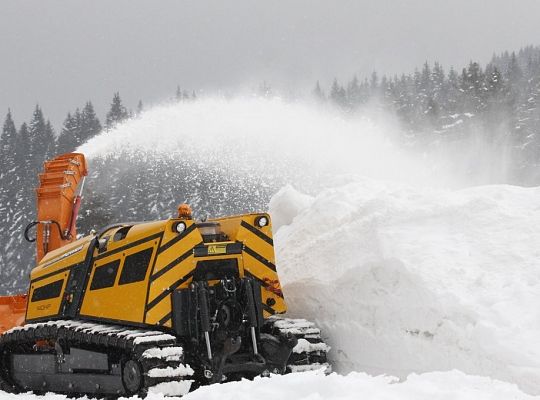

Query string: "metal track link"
[[264, 316, 331, 374], [0, 320, 193, 397]]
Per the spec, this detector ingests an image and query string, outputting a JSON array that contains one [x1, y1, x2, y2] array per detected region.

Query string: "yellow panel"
[[145, 257, 195, 325], [31, 236, 93, 282], [243, 252, 287, 314], [26, 273, 69, 320], [144, 221, 204, 325], [145, 294, 172, 325], [152, 224, 202, 277]]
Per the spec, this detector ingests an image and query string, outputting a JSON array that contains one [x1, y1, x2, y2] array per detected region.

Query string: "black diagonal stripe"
[[244, 246, 277, 272], [146, 270, 194, 312], [262, 303, 276, 315], [157, 312, 172, 326], [94, 232, 162, 261], [244, 270, 284, 299], [150, 243, 199, 283], [241, 221, 273, 246], [157, 223, 197, 255]]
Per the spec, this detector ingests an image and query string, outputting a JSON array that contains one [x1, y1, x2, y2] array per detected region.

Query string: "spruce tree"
[[80, 101, 102, 143], [105, 92, 129, 130], [312, 81, 326, 102], [57, 112, 79, 153], [1, 110, 18, 175], [330, 79, 346, 108], [0, 110, 18, 224], [15, 123, 30, 171], [28, 105, 55, 170], [136, 100, 144, 116], [346, 76, 361, 108]]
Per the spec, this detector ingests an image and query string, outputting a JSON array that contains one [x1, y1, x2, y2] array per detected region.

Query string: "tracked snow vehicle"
[[0, 153, 329, 397]]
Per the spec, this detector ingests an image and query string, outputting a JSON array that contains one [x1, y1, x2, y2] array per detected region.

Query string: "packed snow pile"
[[270, 180, 540, 395]]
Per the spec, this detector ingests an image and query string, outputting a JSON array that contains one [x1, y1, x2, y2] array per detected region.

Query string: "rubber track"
[[0, 320, 193, 397], [264, 316, 331, 373]]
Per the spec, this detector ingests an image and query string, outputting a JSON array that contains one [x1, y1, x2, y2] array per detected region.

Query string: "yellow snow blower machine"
[[0, 153, 329, 396]]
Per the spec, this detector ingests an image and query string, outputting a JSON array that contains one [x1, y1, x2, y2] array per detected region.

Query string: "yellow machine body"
[[26, 214, 286, 328]]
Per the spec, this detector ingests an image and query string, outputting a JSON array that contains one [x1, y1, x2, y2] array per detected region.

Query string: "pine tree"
[[28, 105, 55, 170], [45, 120, 56, 157], [136, 100, 144, 116], [57, 111, 79, 153], [369, 71, 379, 95], [312, 81, 326, 102], [330, 79, 346, 108], [446, 67, 461, 114], [176, 86, 182, 101], [15, 123, 30, 171], [80, 101, 101, 143], [0, 110, 18, 224], [105, 92, 129, 130], [1, 110, 18, 175], [346, 76, 361, 108]]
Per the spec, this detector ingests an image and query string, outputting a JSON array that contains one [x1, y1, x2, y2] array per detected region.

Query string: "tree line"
[[315, 45, 540, 183]]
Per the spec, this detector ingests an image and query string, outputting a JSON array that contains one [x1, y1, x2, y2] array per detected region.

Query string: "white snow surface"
[[2, 371, 536, 400], [270, 179, 540, 395], [177, 370, 539, 400]]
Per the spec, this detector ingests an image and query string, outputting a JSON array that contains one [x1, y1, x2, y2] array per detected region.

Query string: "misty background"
[[2, 0, 540, 125], [1, 1, 540, 293]]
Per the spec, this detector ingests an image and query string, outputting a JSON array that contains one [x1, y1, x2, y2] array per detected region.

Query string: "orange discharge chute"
[[35, 153, 88, 262]]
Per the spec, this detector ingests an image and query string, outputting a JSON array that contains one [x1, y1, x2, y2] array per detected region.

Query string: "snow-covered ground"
[[1, 370, 537, 400], [169, 370, 539, 400]]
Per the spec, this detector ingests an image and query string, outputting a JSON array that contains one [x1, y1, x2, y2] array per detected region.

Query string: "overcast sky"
[[2, 0, 540, 127]]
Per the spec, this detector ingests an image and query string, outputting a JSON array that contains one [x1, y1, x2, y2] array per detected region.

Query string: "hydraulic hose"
[[24, 220, 70, 243]]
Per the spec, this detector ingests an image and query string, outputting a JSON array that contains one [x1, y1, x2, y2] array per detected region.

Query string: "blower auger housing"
[[0, 153, 330, 397]]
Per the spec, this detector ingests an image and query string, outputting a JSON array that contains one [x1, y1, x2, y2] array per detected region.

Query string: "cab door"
[[79, 243, 157, 324]]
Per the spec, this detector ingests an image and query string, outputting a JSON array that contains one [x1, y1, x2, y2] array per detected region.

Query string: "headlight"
[[255, 216, 268, 228], [173, 221, 187, 234]]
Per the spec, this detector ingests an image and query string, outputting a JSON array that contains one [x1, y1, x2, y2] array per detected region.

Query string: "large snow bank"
[[271, 179, 540, 395]]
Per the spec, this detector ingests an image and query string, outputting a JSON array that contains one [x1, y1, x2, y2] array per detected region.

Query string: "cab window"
[[32, 279, 64, 302], [90, 260, 120, 290], [119, 248, 153, 285]]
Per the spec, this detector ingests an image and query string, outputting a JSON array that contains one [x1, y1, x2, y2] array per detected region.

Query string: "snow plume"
[[79, 96, 426, 191]]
